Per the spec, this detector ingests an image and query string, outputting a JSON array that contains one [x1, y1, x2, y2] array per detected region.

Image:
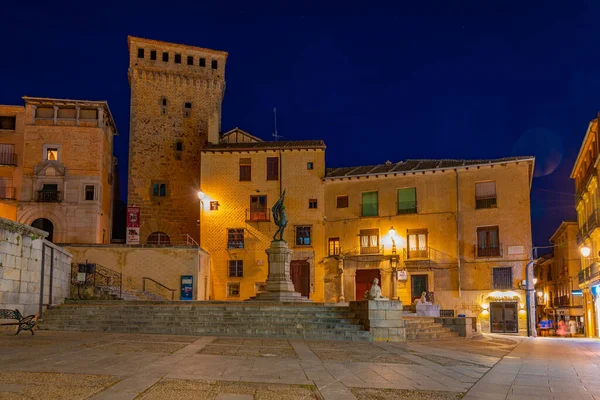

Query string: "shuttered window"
[[239, 158, 251, 181], [407, 229, 428, 259], [360, 229, 379, 254], [361, 192, 378, 217], [397, 188, 417, 214], [477, 226, 500, 257], [476, 181, 497, 209], [266, 157, 279, 181]]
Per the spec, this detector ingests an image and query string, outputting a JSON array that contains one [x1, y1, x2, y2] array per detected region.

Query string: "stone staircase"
[[404, 316, 459, 341], [39, 301, 372, 341], [96, 286, 166, 301]]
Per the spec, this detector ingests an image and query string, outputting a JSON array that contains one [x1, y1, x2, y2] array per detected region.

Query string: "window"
[[57, 108, 76, 119], [84, 185, 95, 201], [162, 52, 169, 62], [360, 229, 379, 254], [150, 50, 157, 60], [307, 162, 313, 170], [184, 102, 192, 118], [38, 183, 59, 202], [309, 199, 317, 209], [162, 98, 168, 106], [476, 181, 497, 209], [147, 232, 170, 245], [249, 195, 268, 221], [210, 201, 219, 210], [211, 60, 218, 69], [152, 183, 167, 197], [36, 107, 54, 119], [227, 281, 240, 297], [184, 102, 192, 109], [296, 226, 311, 246], [228, 229, 244, 249], [161, 97, 167, 115], [397, 188, 417, 214], [137, 48, 144, 58], [361, 191, 378, 217], [477, 226, 500, 257], [337, 195, 349, 208], [199, 57, 206, 67], [0, 178, 14, 200], [174, 54, 181, 64], [229, 260, 243, 277], [175, 140, 183, 152], [46, 148, 58, 161], [239, 158, 251, 181], [79, 109, 98, 119], [493, 267, 513, 289], [0, 116, 16, 130], [0, 144, 16, 165], [187, 55, 194, 65], [329, 237, 340, 256], [266, 157, 279, 180], [407, 229, 428, 259]]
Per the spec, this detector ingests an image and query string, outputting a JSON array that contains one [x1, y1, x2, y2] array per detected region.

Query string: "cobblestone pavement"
[[0, 331, 523, 400]]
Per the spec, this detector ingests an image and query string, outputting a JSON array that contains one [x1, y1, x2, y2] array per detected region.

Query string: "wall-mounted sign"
[[181, 275, 193, 301], [486, 295, 520, 302], [507, 245, 524, 255], [126, 206, 140, 244], [396, 270, 408, 281]]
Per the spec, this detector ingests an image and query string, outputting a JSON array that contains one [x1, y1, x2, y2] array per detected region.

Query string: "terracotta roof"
[[325, 157, 534, 178], [203, 140, 325, 151]]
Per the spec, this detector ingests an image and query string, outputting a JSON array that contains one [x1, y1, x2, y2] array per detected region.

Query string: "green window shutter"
[[397, 188, 416, 213], [361, 192, 378, 216]]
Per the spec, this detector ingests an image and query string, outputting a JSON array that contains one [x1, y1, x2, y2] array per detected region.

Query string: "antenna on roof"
[[272, 107, 283, 141]]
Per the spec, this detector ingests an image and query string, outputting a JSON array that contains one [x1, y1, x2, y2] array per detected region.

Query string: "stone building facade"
[[0, 97, 117, 244], [0, 105, 25, 221], [127, 36, 227, 245]]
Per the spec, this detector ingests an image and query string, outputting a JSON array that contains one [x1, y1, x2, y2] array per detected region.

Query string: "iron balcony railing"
[[0, 186, 15, 200], [579, 262, 600, 285], [0, 152, 17, 166], [246, 208, 270, 222], [360, 244, 383, 255], [36, 190, 62, 202], [403, 246, 430, 260], [475, 195, 497, 209], [575, 166, 596, 205], [553, 295, 570, 307], [397, 201, 417, 215], [475, 243, 503, 258]]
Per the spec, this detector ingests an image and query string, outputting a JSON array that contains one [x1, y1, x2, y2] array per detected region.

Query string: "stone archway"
[[31, 218, 54, 242]]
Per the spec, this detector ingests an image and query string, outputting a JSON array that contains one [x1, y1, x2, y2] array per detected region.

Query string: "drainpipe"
[[455, 170, 461, 297]]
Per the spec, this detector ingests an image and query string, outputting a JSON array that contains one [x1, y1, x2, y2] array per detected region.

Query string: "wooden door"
[[490, 302, 518, 333], [290, 260, 310, 297], [355, 269, 381, 301]]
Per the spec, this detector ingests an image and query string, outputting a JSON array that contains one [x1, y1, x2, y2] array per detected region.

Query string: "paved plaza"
[[1, 331, 598, 399]]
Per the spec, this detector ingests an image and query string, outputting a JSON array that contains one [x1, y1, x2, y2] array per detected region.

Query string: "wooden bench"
[[0, 309, 36, 335]]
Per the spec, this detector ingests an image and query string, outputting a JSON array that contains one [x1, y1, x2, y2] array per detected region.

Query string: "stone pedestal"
[[416, 303, 440, 317], [252, 241, 309, 302], [350, 300, 405, 342]]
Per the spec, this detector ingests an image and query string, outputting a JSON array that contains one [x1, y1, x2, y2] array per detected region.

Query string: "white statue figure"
[[364, 278, 389, 301], [413, 291, 431, 305]]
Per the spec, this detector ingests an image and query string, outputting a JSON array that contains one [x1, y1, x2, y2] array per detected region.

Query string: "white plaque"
[[508, 245, 524, 255]]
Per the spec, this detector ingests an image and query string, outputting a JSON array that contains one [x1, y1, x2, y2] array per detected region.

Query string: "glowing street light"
[[197, 190, 205, 200], [581, 245, 591, 258]]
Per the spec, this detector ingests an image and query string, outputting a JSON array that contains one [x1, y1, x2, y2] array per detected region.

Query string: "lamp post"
[[388, 226, 399, 300], [197, 191, 204, 248]]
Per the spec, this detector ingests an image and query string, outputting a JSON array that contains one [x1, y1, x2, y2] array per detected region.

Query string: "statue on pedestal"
[[414, 291, 431, 305], [272, 189, 287, 241], [364, 278, 389, 301]]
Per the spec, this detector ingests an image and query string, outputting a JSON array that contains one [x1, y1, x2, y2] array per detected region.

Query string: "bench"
[[0, 309, 36, 335]]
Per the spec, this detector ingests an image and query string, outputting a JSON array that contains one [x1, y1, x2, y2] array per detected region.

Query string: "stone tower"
[[127, 36, 227, 244]]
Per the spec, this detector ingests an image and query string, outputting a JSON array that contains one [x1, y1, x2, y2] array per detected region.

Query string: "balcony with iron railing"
[[553, 295, 570, 307], [246, 208, 271, 222], [579, 261, 600, 286], [575, 165, 597, 204], [0, 152, 17, 166], [36, 190, 62, 202], [0, 186, 15, 200], [475, 243, 503, 258], [403, 246, 430, 260]]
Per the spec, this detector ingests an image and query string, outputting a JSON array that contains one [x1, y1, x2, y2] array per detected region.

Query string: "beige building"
[[0, 97, 117, 244], [127, 36, 227, 245]]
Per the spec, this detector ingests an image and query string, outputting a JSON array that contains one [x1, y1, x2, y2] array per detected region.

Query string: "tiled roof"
[[203, 140, 325, 151], [325, 157, 534, 178]]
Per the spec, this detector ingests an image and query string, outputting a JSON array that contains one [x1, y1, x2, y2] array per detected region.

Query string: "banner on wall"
[[126, 206, 140, 244]]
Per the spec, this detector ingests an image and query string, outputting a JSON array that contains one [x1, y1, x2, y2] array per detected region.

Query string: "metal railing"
[[475, 195, 497, 209], [579, 261, 600, 285], [142, 277, 175, 300], [397, 201, 417, 215], [70, 263, 122, 299], [144, 233, 199, 247], [404, 247, 429, 260], [0, 186, 15, 200], [37, 190, 62, 202], [553, 295, 570, 307], [246, 208, 270, 222], [360, 244, 383, 255], [475, 243, 503, 258], [0, 152, 17, 166]]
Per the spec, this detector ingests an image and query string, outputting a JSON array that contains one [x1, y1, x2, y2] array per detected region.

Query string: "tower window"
[[162, 98, 168, 106], [307, 162, 313, 170], [187, 56, 194, 65], [152, 183, 167, 197], [162, 52, 169, 62], [150, 50, 157, 60], [175, 140, 183, 151], [184, 102, 192, 118], [199, 58, 206, 67], [185, 102, 192, 109], [174, 54, 181, 64], [211, 60, 218, 69], [137, 48, 144, 58], [309, 199, 318, 209], [161, 97, 168, 114], [84, 185, 95, 201]]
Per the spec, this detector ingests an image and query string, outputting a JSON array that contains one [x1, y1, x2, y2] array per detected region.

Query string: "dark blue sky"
[[2, 2, 598, 246]]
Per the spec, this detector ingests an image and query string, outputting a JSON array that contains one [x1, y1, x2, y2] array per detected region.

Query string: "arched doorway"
[[31, 218, 54, 242], [147, 231, 170, 245]]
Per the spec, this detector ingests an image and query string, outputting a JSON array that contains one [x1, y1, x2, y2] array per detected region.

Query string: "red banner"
[[126, 206, 140, 244]]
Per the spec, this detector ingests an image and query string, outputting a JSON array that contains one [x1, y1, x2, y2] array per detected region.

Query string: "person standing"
[[557, 316, 567, 337], [569, 318, 577, 337]]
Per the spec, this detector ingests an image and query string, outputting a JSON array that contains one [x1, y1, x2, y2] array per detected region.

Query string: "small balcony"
[[553, 295, 570, 307], [579, 261, 600, 286], [246, 208, 270, 222], [0, 186, 15, 200], [0, 152, 17, 166], [359, 244, 384, 255], [36, 190, 62, 202], [404, 246, 430, 260], [475, 244, 503, 258]]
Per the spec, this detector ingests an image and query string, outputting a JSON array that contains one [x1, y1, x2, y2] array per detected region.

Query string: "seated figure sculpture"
[[413, 291, 431, 305], [364, 278, 389, 301]]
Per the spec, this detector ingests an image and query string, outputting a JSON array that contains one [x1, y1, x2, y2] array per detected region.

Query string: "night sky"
[[2, 2, 598, 247]]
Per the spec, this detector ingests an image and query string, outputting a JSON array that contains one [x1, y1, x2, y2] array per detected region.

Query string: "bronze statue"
[[272, 189, 287, 241]]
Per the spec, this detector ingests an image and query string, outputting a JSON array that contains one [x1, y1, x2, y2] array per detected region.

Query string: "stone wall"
[[350, 300, 405, 342], [0, 217, 72, 316], [63, 244, 210, 300]]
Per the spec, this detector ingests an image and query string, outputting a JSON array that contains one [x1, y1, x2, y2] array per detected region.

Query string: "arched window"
[[31, 218, 54, 242], [147, 232, 170, 245]]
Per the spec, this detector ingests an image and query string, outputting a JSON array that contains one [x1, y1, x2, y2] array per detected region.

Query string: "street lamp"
[[197, 191, 204, 248], [581, 245, 591, 258], [388, 226, 397, 254]]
